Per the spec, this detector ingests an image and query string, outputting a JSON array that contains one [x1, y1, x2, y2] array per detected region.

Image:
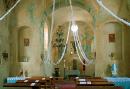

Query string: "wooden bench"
[[3, 82, 41, 89], [76, 86, 123, 89]]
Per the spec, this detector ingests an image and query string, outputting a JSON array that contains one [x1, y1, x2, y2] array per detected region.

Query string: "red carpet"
[[55, 81, 76, 89]]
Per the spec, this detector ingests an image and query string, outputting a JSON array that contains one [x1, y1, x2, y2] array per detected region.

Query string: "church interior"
[[1, 0, 130, 89]]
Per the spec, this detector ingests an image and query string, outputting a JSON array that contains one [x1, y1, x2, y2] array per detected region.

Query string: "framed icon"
[[24, 38, 29, 46], [109, 34, 115, 42]]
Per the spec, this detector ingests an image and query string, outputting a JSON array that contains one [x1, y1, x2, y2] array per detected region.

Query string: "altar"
[[65, 70, 80, 78]]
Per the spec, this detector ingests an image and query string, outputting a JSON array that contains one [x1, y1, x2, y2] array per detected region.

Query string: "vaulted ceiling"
[[52, 6, 93, 26], [3, 0, 17, 10]]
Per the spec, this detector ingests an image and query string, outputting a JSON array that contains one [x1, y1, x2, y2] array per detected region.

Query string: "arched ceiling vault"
[[40, 0, 100, 32], [52, 6, 93, 27]]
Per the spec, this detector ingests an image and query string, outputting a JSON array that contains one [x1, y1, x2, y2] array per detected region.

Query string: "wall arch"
[[95, 21, 125, 76], [41, 0, 97, 76], [10, 25, 45, 76], [18, 26, 32, 62]]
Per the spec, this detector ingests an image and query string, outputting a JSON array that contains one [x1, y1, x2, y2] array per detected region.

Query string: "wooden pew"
[[4, 77, 55, 89], [75, 77, 120, 89], [76, 81, 114, 86], [76, 78, 114, 86], [54, 80, 76, 89], [86, 78, 107, 82], [76, 86, 123, 89], [52, 77, 64, 81], [3, 82, 41, 89]]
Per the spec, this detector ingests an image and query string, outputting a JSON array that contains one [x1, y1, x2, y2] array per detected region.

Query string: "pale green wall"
[[123, 27, 130, 77], [118, 0, 130, 77], [95, 0, 130, 77], [95, 22, 123, 77], [9, 0, 46, 76], [0, 1, 10, 89]]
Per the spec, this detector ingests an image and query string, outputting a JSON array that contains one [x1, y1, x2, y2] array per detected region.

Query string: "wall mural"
[[81, 29, 94, 59]]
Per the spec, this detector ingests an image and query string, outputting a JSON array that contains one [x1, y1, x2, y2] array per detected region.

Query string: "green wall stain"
[[39, 20, 44, 45], [27, 0, 36, 23], [38, 10, 48, 45], [81, 29, 94, 59]]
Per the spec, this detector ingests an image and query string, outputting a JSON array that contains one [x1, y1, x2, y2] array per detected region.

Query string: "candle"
[[64, 60, 66, 68]]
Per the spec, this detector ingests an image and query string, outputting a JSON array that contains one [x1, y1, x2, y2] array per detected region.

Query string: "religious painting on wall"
[[24, 38, 29, 46], [109, 33, 115, 42]]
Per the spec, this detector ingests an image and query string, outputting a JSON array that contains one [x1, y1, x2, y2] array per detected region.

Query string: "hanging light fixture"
[[44, 0, 71, 65], [69, 0, 93, 65], [71, 23, 78, 32]]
